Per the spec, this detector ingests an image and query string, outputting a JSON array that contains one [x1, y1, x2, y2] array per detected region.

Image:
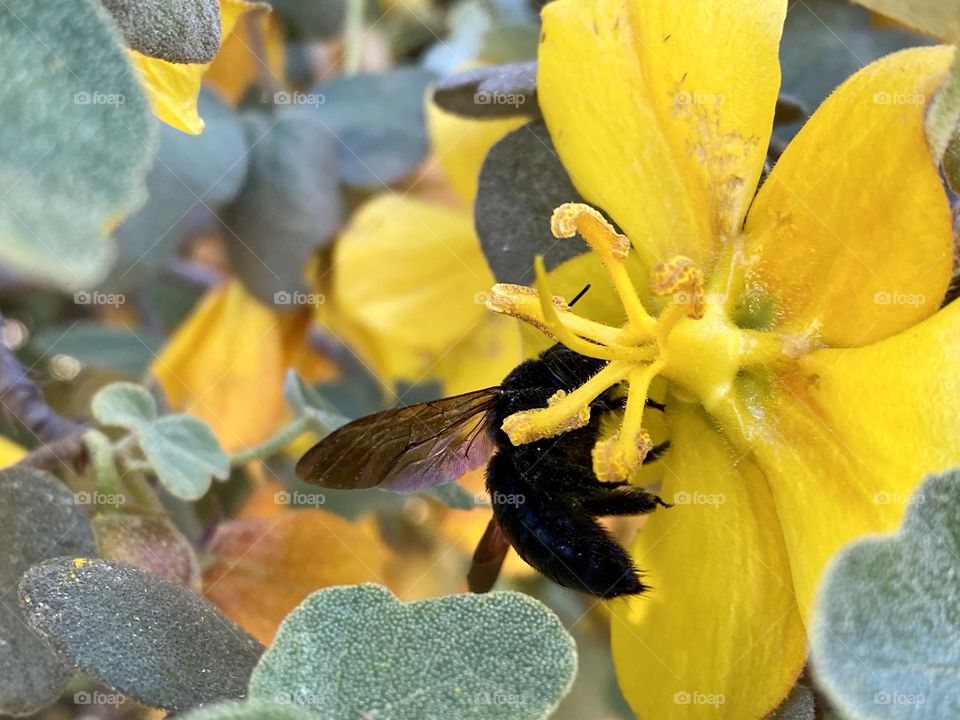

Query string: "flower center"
[[485, 202, 786, 482]]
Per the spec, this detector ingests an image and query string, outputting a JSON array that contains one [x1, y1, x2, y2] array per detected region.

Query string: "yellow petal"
[[204, 9, 285, 105], [432, 314, 522, 394], [538, 0, 785, 287], [151, 281, 336, 452], [426, 99, 527, 207], [743, 46, 955, 347], [611, 403, 805, 719], [332, 194, 497, 387], [0, 436, 26, 468], [131, 0, 259, 134], [757, 298, 960, 617]]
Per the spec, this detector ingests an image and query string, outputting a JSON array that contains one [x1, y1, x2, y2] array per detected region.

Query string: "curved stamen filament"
[[532, 257, 656, 363], [551, 203, 657, 335], [501, 361, 633, 445], [592, 362, 663, 481]]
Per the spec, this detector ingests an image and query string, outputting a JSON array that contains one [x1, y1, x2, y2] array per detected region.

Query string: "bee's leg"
[[645, 398, 666, 412], [580, 484, 671, 516], [642, 441, 670, 464]]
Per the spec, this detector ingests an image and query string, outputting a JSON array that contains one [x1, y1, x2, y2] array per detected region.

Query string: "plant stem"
[[344, 0, 365, 75], [229, 415, 317, 468]]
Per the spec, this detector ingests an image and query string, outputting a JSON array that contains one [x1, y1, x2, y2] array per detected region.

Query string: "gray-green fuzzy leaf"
[[19, 558, 264, 711], [222, 110, 342, 306], [0, 0, 154, 291], [267, 0, 345, 40], [100, 0, 221, 63], [107, 88, 248, 291], [181, 700, 322, 720], [90, 382, 228, 500], [139, 415, 229, 500], [249, 584, 577, 720], [433, 61, 538, 119], [475, 120, 586, 284], [0, 467, 95, 716], [811, 470, 960, 720], [304, 69, 435, 188]]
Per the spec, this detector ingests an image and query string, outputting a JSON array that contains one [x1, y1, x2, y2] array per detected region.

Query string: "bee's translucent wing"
[[295, 388, 501, 492]]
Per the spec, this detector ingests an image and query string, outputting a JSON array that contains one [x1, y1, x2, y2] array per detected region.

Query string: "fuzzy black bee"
[[296, 344, 671, 598]]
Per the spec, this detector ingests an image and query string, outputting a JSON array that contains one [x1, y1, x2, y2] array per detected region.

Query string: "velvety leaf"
[[779, 0, 930, 139], [100, 0, 221, 63], [139, 414, 229, 500], [0, 468, 96, 716], [19, 558, 264, 711], [0, 0, 154, 290], [811, 470, 960, 719], [203, 513, 390, 644], [433, 61, 538, 119], [773, 95, 808, 127], [304, 69, 435, 187], [91, 381, 158, 426], [90, 382, 229, 500], [267, 0, 344, 40], [108, 88, 248, 290], [475, 120, 586, 284], [30, 322, 162, 377], [249, 584, 576, 720], [180, 700, 322, 720], [222, 110, 342, 305], [93, 513, 201, 589], [282, 369, 347, 429], [767, 683, 815, 720]]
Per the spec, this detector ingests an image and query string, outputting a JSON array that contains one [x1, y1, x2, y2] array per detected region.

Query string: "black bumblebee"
[[296, 344, 670, 598]]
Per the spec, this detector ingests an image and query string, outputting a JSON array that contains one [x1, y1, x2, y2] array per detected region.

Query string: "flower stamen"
[[501, 361, 633, 444], [651, 255, 706, 319], [551, 203, 657, 334]]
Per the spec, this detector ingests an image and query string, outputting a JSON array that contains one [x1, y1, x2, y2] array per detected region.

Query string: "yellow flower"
[[131, 0, 261, 134], [482, 0, 960, 716], [314, 100, 526, 395], [151, 281, 336, 453]]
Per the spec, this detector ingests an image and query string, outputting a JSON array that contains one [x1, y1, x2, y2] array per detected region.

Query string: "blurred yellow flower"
[[151, 280, 336, 452], [0, 436, 25, 468], [313, 100, 526, 395], [482, 0, 960, 716]]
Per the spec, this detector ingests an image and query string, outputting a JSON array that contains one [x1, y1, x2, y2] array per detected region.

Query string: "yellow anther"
[[592, 428, 654, 482], [551, 204, 631, 260], [651, 255, 706, 319], [550, 203, 655, 334]]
